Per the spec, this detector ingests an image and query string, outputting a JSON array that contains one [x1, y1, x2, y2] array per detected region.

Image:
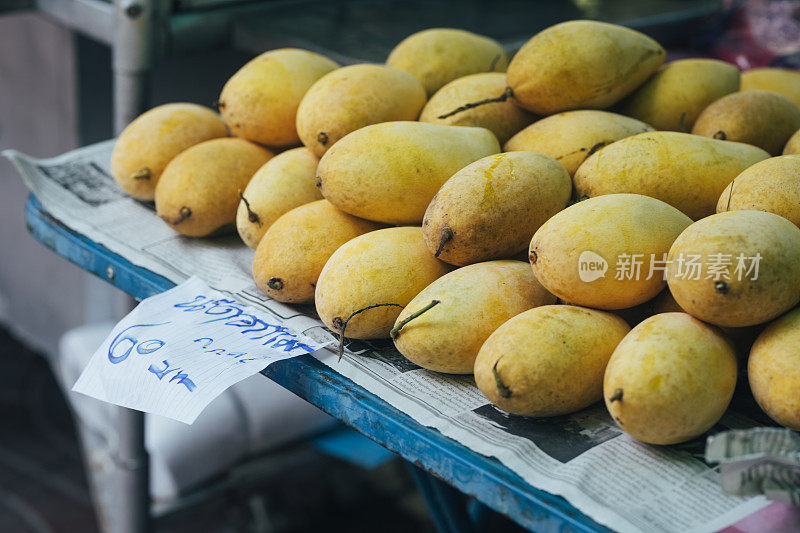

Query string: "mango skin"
[[504, 110, 652, 176], [604, 313, 737, 445], [218, 49, 339, 147], [749, 307, 800, 430], [317, 121, 500, 224], [252, 200, 384, 304], [236, 147, 322, 249], [667, 210, 800, 327], [717, 155, 800, 228], [618, 58, 740, 132], [692, 89, 800, 155], [155, 138, 273, 237], [507, 20, 665, 115], [297, 64, 426, 157], [393, 261, 555, 374], [423, 152, 571, 266], [111, 103, 229, 200], [741, 68, 800, 108], [386, 28, 507, 97], [475, 305, 630, 417], [419, 73, 534, 145], [783, 128, 800, 155], [573, 131, 770, 220], [315, 227, 451, 339], [530, 193, 692, 310]]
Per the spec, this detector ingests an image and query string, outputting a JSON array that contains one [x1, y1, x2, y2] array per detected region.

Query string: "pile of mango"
[[111, 20, 800, 445]]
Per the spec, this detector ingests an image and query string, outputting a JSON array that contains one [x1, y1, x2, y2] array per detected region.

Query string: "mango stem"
[[160, 206, 192, 226], [609, 388, 624, 402], [437, 87, 515, 119], [434, 227, 453, 258], [131, 168, 151, 181], [492, 359, 512, 398], [334, 303, 404, 362], [238, 190, 260, 226], [390, 300, 441, 340]]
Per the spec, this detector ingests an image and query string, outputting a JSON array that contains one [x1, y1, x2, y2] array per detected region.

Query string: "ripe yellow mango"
[[573, 131, 769, 219], [111, 103, 228, 200], [392, 261, 554, 374], [741, 68, 800, 107], [419, 73, 534, 145], [692, 89, 800, 155], [507, 20, 665, 115], [423, 152, 571, 266], [315, 227, 451, 339], [218, 49, 338, 147], [618, 58, 740, 131], [749, 307, 800, 430], [317, 122, 499, 224], [717, 155, 800, 227], [155, 138, 273, 237], [667, 210, 800, 327], [252, 200, 383, 304], [386, 28, 507, 97], [236, 147, 322, 249], [504, 110, 652, 176], [475, 305, 630, 417], [296, 64, 426, 157], [604, 313, 737, 445], [530, 194, 692, 310], [783, 128, 800, 154]]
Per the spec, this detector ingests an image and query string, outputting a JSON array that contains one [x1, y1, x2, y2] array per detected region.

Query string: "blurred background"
[[0, 0, 798, 531]]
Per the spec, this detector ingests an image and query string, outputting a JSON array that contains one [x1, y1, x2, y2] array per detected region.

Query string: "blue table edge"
[[25, 194, 612, 533]]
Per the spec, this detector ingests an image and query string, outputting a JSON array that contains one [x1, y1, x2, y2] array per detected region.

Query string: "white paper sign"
[[73, 277, 324, 424]]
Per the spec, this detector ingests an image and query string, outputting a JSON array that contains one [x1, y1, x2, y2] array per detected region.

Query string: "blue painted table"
[[25, 195, 611, 533]]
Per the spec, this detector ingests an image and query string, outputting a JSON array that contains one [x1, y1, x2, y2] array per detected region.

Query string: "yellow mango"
[[741, 68, 800, 107], [296, 64, 426, 157], [155, 138, 273, 237], [111, 103, 228, 200], [573, 131, 769, 219], [419, 73, 534, 145], [783, 128, 800, 154], [423, 152, 571, 266], [530, 194, 692, 310], [392, 260, 554, 374], [504, 110, 652, 176], [604, 313, 737, 445], [315, 227, 451, 339], [386, 28, 507, 97], [317, 121, 499, 224], [475, 305, 630, 417], [218, 49, 338, 147], [252, 200, 384, 304], [236, 147, 322, 249], [666, 210, 800, 327]]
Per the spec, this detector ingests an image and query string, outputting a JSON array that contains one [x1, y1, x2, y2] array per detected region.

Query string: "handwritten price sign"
[[73, 277, 323, 424]]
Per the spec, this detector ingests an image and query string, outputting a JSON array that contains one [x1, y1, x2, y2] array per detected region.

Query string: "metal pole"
[[113, 1, 154, 532]]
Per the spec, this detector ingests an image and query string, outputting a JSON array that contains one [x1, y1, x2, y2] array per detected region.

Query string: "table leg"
[[115, 407, 150, 533], [407, 463, 476, 533]]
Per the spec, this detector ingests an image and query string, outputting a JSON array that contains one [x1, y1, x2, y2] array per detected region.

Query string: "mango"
[[604, 313, 737, 445], [529, 193, 692, 310], [419, 73, 534, 145], [296, 64, 426, 157], [717, 155, 800, 227], [252, 200, 383, 304], [784, 128, 800, 154], [423, 152, 571, 266], [504, 110, 652, 176], [692, 89, 800, 155], [111, 103, 228, 200], [618, 58, 740, 131], [667, 210, 800, 327], [236, 147, 322, 249], [475, 305, 630, 417], [218, 49, 338, 147], [573, 131, 769, 219], [741, 68, 800, 108], [748, 307, 800, 430], [315, 227, 451, 339], [386, 28, 507, 97], [507, 20, 665, 115], [392, 260, 554, 374], [317, 121, 500, 224], [155, 138, 273, 237]]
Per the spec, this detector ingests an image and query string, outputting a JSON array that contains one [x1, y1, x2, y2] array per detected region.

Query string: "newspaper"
[[5, 142, 771, 533]]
